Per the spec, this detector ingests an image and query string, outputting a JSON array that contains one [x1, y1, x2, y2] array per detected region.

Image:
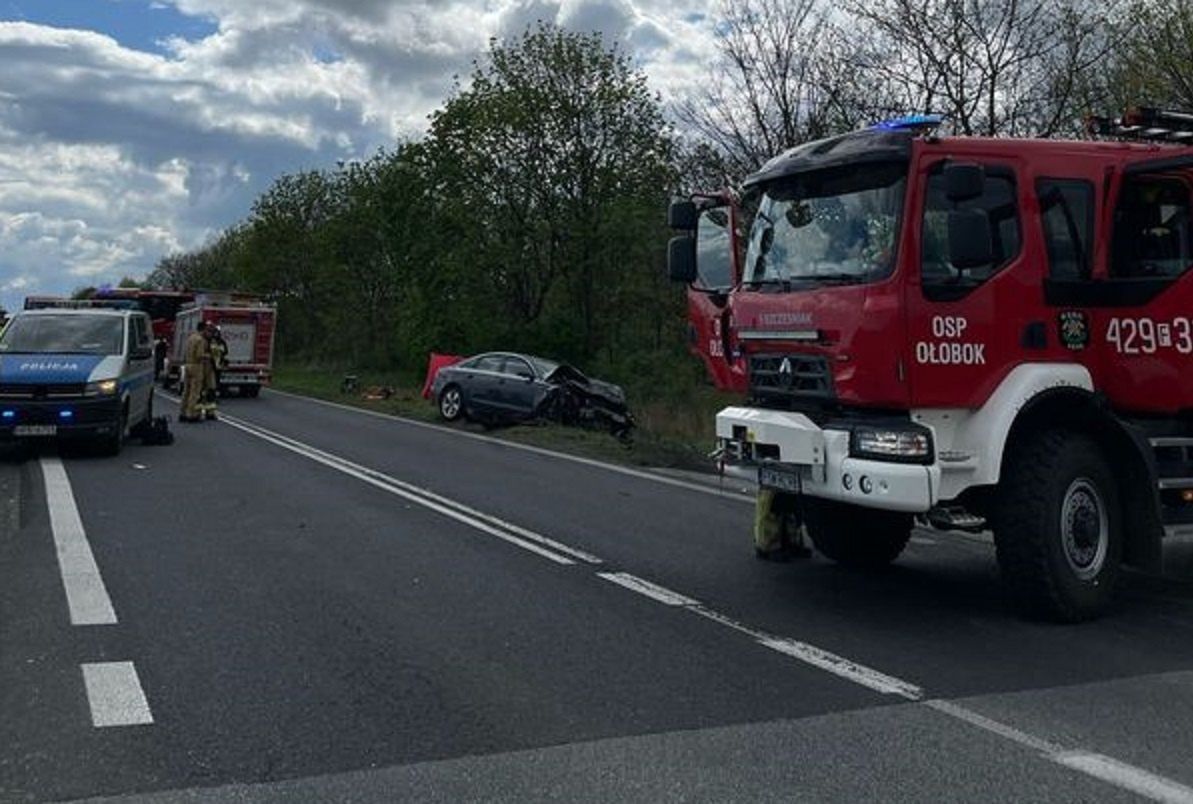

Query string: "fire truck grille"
[[749, 353, 834, 407], [0, 383, 88, 400]]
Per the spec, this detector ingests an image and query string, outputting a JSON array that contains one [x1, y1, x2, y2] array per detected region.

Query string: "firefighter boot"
[[754, 489, 812, 561]]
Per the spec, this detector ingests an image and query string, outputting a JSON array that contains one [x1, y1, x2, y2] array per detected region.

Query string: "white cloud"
[[0, 1, 720, 313]]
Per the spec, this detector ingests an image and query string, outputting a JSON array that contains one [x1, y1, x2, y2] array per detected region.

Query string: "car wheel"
[[439, 385, 464, 422]]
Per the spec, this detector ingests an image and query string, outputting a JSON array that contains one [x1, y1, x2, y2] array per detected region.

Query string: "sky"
[[0, 0, 718, 312]]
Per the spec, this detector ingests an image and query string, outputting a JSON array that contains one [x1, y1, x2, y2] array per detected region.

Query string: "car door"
[[465, 354, 506, 412], [500, 356, 541, 416]]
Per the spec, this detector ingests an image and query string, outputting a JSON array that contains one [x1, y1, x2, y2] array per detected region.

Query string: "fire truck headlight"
[[850, 426, 933, 464], [86, 379, 119, 397]]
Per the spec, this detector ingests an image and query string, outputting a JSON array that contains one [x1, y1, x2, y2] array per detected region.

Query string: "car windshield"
[[745, 161, 907, 286], [0, 315, 125, 355]]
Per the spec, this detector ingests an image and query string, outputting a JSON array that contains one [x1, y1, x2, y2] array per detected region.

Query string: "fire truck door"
[[905, 158, 1027, 408]]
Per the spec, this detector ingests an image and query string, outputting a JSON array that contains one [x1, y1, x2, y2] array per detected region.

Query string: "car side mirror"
[[947, 209, 994, 269], [668, 235, 698, 283], [131, 346, 153, 361], [668, 199, 699, 231], [944, 162, 985, 202]]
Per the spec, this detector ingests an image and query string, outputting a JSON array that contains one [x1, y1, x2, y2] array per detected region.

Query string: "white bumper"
[[715, 406, 937, 513]]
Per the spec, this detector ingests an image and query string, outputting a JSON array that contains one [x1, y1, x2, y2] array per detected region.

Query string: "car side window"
[[921, 164, 1021, 299], [135, 316, 151, 349], [1038, 179, 1094, 281], [1111, 175, 1193, 279], [502, 357, 534, 378], [473, 355, 504, 372]]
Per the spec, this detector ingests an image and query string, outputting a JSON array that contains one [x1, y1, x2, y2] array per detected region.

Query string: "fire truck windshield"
[[745, 161, 907, 287]]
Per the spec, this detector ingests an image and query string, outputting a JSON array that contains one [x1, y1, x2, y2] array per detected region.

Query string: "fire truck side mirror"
[[944, 162, 985, 202], [668, 199, 699, 231], [668, 235, 699, 283], [947, 210, 994, 269]]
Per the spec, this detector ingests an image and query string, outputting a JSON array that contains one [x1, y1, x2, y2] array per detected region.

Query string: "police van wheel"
[[439, 385, 463, 422], [993, 431, 1122, 622], [100, 408, 127, 457], [804, 500, 912, 566]]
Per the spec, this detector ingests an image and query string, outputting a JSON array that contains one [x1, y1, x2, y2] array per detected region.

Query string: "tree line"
[[144, 2, 1193, 381]]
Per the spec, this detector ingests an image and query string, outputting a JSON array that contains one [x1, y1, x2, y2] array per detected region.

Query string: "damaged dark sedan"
[[430, 352, 633, 439]]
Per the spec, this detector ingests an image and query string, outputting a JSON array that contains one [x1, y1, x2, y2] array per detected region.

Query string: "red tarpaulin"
[[421, 352, 464, 399]]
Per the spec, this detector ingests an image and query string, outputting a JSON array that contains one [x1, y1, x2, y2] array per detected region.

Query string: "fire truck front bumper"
[[715, 406, 938, 513]]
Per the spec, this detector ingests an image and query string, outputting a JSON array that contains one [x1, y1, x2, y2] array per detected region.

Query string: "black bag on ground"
[[139, 416, 175, 446]]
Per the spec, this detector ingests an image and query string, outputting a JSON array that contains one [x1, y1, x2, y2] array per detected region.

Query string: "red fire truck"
[[165, 291, 277, 397], [669, 108, 1193, 620]]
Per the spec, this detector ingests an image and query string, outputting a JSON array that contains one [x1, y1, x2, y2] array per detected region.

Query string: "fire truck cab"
[[669, 110, 1193, 620]]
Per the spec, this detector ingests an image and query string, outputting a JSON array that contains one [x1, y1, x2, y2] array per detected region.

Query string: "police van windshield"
[[745, 162, 907, 287], [0, 315, 125, 355]]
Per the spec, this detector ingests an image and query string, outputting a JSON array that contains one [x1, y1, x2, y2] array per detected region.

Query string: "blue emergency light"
[[871, 114, 944, 131], [1, 410, 14, 420], [59, 410, 74, 419]]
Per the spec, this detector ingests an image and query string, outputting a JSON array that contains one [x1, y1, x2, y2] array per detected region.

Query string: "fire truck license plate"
[[14, 425, 56, 436], [759, 465, 800, 493]]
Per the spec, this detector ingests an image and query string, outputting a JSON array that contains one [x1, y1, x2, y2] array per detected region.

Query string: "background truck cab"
[[668, 110, 1193, 621], [0, 307, 156, 455]]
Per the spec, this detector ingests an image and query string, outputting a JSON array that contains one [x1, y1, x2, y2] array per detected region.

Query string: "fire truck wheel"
[[439, 385, 464, 422], [804, 500, 913, 566], [993, 431, 1122, 622]]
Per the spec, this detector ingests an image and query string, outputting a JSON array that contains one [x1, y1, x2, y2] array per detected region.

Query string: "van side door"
[[128, 314, 154, 420]]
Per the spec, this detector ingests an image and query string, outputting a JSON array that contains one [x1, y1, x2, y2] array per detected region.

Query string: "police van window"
[[133, 316, 150, 348], [921, 166, 1021, 298], [1038, 179, 1094, 281], [1111, 176, 1193, 279]]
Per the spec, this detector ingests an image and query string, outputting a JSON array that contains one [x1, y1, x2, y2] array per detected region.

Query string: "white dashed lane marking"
[[40, 456, 117, 626], [81, 662, 154, 727]]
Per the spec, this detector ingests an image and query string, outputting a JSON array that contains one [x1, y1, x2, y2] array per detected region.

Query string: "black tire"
[[438, 385, 464, 422], [992, 431, 1122, 622], [99, 406, 127, 457], [804, 499, 913, 566]]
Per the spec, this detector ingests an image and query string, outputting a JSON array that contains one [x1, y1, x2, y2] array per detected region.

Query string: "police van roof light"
[[1, 410, 14, 419], [59, 410, 74, 419], [870, 114, 944, 132]]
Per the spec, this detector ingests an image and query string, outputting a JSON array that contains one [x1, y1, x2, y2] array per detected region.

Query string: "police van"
[[0, 307, 156, 455]]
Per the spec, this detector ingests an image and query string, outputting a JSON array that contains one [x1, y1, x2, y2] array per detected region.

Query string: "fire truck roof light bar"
[[1088, 107, 1193, 143]]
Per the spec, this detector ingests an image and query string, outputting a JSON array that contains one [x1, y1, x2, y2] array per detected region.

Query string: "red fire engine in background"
[[165, 291, 277, 397], [669, 108, 1193, 621]]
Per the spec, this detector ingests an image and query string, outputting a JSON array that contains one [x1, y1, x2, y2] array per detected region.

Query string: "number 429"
[[1107, 317, 1193, 355]]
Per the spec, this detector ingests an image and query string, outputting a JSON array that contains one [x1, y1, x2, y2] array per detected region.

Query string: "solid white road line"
[[263, 387, 753, 504], [925, 699, 1193, 804], [597, 572, 701, 606], [40, 457, 117, 626], [1055, 753, 1193, 804], [758, 637, 926, 700], [81, 661, 153, 727]]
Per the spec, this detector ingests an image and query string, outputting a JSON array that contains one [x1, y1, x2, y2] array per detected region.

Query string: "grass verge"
[[270, 363, 735, 473]]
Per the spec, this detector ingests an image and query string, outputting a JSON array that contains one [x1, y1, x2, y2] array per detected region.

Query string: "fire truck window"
[[1038, 180, 1093, 281], [1111, 177, 1192, 279], [695, 208, 733, 290], [921, 167, 1020, 296]]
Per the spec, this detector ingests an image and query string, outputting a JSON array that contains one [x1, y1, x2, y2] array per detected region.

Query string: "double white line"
[[217, 413, 601, 567]]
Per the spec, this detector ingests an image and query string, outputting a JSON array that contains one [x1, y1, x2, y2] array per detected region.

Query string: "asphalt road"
[[5, 389, 1193, 802]]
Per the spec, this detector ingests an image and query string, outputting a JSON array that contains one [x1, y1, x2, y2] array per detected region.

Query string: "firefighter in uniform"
[[754, 489, 812, 561], [200, 327, 227, 420], [180, 320, 212, 422]]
